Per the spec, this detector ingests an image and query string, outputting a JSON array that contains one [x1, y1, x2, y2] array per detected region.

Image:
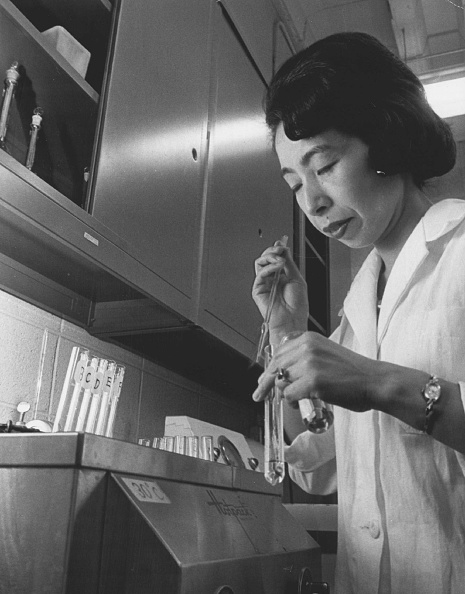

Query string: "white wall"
[[0, 290, 255, 442]]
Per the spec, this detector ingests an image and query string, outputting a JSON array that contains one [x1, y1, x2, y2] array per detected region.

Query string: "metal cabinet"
[[90, 0, 213, 319], [197, 3, 294, 357], [0, 0, 130, 327], [0, 0, 302, 396], [0, 0, 110, 207]]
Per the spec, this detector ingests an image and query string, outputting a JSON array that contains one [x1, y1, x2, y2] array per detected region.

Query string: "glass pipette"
[[256, 235, 288, 365]]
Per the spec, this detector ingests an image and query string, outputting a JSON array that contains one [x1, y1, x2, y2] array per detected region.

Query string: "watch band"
[[421, 375, 441, 434]]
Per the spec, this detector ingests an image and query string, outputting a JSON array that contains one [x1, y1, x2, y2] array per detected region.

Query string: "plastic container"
[[41, 26, 90, 77]]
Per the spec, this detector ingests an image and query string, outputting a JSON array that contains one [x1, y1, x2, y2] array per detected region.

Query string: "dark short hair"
[[265, 32, 456, 187]]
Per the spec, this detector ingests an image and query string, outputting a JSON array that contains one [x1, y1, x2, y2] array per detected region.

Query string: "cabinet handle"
[[84, 232, 99, 246]]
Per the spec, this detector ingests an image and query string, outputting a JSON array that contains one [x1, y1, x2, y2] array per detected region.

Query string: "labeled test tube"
[[54, 349, 89, 432], [264, 345, 285, 485], [104, 365, 125, 438], [75, 357, 99, 431], [85, 358, 108, 433], [95, 361, 116, 435]]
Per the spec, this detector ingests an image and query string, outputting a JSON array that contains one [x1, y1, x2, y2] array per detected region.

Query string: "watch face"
[[425, 379, 441, 401]]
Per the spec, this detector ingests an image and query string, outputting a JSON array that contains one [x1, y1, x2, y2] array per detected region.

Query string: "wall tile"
[[0, 291, 61, 332], [0, 290, 256, 443], [137, 371, 200, 441], [0, 311, 53, 421], [198, 387, 256, 437]]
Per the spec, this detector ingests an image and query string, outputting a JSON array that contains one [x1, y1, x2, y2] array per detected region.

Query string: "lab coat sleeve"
[[456, 381, 465, 474], [284, 426, 337, 494], [282, 324, 341, 495]]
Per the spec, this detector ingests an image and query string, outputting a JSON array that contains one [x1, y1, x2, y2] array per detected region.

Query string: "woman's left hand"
[[252, 331, 384, 413]]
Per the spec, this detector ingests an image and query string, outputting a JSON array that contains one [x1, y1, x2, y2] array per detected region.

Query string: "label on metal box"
[[121, 477, 171, 504]]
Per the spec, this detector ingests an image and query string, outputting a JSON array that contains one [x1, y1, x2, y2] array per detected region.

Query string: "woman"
[[252, 32, 465, 594]]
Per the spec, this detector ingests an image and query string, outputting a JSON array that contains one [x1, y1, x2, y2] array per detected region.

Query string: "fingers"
[[252, 332, 311, 403], [252, 247, 288, 308], [254, 245, 287, 276], [252, 369, 277, 401], [252, 346, 299, 402], [252, 367, 313, 407]]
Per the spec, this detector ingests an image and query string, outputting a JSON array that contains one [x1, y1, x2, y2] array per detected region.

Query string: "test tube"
[[186, 436, 199, 457], [85, 358, 107, 433], [95, 361, 116, 435], [264, 345, 285, 485], [298, 398, 334, 434], [174, 435, 186, 455], [164, 436, 175, 452], [152, 437, 163, 449], [280, 332, 334, 434], [75, 357, 99, 431], [105, 365, 125, 438], [200, 435, 214, 461], [62, 349, 89, 432]]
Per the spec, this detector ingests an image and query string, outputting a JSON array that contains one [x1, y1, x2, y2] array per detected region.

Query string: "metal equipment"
[[0, 432, 323, 593]]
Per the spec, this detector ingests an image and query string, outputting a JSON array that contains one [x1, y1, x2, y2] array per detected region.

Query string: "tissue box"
[[42, 26, 90, 77], [164, 416, 260, 469]]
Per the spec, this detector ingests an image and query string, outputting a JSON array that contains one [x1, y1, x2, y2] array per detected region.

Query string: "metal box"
[[0, 433, 321, 593]]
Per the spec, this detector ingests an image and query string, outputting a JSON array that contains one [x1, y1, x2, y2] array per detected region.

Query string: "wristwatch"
[[421, 375, 441, 434]]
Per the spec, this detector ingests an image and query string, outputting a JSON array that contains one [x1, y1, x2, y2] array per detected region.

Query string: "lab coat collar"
[[342, 199, 465, 356], [422, 198, 465, 242]]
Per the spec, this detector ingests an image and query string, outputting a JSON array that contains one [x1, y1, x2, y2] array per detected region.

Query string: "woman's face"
[[275, 125, 407, 250]]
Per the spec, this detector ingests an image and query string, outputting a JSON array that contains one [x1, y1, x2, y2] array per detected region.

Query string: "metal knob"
[[247, 457, 259, 470], [16, 401, 31, 426]]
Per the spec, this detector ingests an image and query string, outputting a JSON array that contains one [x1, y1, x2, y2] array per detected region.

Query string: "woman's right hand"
[[252, 239, 309, 343]]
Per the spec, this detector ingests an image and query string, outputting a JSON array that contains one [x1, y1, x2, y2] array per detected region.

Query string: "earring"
[[376, 170, 386, 176]]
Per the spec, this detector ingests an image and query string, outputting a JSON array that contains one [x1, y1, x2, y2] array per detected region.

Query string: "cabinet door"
[[91, 0, 212, 318], [198, 5, 293, 357]]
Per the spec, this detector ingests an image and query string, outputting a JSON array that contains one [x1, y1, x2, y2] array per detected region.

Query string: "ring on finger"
[[277, 367, 289, 381]]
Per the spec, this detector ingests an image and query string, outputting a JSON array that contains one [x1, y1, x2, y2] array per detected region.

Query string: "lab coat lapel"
[[377, 200, 465, 345], [343, 250, 381, 358], [341, 200, 465, 359], [377, 221, 429, 346]]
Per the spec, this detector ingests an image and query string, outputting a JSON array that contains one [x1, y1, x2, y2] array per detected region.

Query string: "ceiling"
[[279, 0, 465, 200], [281, 0, 465, 68]]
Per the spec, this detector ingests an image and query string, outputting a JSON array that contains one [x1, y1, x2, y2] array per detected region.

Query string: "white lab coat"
[[285, 199, 465, 594]]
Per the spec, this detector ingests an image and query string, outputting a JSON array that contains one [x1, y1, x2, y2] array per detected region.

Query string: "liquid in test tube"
[[264, 345, 285, 485]]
